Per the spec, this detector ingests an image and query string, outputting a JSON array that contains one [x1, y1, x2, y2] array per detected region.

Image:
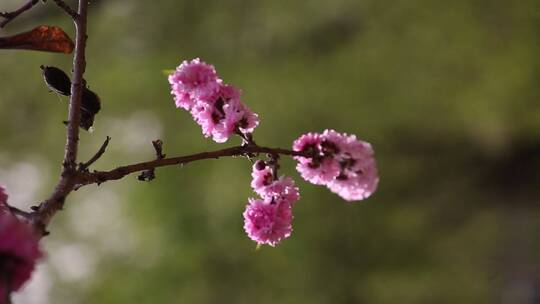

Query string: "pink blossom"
[[236, 103, 259, 134], [168, 58, 221, 110], [0, 212, 42, 301], [191, 102, 238, 143], [327, 156, 379, 201], [250, 161, 274, 196], [262, 176, 300, 204], [190, 90, 242, 143], [243, 198, 293, 247], [292, 132, 340, 185], [328, 132, 378, 201], [293, 129, 379, 201], [169, 59, 260, 143], [250, 161, 300, 204], [190, 84, 259, 143]]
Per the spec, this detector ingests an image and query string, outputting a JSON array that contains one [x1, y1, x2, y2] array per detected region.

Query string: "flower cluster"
[[243, 161, 300, 246], [167, 60, 380, 246], [169, 58, 259, 143], [0, 186, 42, 301], [293, 129, 379, 201]]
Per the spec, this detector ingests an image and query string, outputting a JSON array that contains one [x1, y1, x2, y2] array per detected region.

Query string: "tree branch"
[[0, 0, 40, 28], [32, 0, 88, 234], [76, 144, 310, 187]]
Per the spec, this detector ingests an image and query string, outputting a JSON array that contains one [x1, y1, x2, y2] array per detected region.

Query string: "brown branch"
[[0, 0, 40, 28], [63, 0, 88, 169], [76, 145, 310, 187], [32, 0, 88, 234], [78, 136, 111, 171], [50, 0, 77, 19]]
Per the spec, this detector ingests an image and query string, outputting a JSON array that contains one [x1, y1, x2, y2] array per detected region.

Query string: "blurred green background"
[[1, 0, 540, 303]]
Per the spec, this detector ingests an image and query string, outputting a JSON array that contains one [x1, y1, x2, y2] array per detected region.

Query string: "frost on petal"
[[243, 198, 293, 247], [0, 212, 42, 300]]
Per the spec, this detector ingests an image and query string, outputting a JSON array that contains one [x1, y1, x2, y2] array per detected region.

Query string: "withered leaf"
[[0, 25, 74, 53], [41, 65, 72, 96], [41, 65, 102, 131]]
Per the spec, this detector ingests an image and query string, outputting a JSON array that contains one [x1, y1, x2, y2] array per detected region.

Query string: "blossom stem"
[[75, 144, 311, 187]]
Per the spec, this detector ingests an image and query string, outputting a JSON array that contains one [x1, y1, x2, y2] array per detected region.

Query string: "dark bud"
[[61, 107, 99, 131], [81, 87, 101, 115], [41, 65, 71, 96], [255, 160, 267, 170], [41, 64, 102, 130], [79, 108, 96, 131], [79, 87, 101, 131]]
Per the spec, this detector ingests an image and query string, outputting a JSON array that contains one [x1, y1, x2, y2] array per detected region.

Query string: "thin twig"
[[76, 144, 312, 187], [78, 136, 111, 171], [51, 0, 78, 19], [0, 0, 40, 28]]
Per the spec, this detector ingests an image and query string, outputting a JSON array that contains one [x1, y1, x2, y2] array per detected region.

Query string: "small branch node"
[[151, 139, 166, 160], [138, 139, 165, 181], [78, 136, 111, 171]]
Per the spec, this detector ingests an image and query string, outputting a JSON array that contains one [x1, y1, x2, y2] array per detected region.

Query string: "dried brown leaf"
[[0, 25, 74, 53]]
